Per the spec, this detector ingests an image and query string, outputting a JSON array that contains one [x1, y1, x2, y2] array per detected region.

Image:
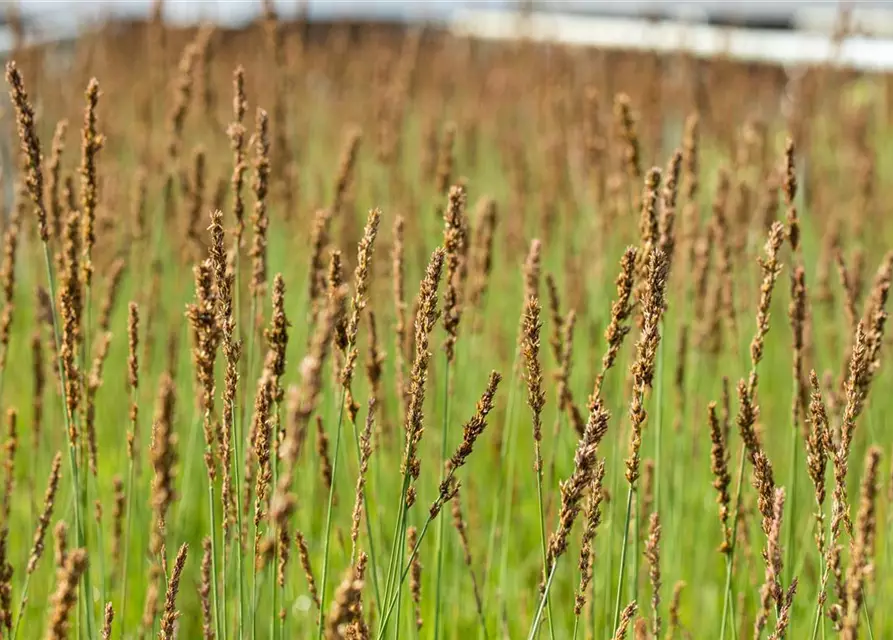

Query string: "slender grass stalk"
[[485, 347, 519, 607], [316, 387, 347, 639], [206, 472, 222, 640], [528, 561, 559, 640], [654, 320, 665, 516], [534, 455, 556, 639], [93, 476, 107, 621], [433, 356, 451, 639], [785, 426, 799, 588], [719, 445, 747, 639], [36, 242, 96, 639], [611, 485, 634, 634], [10, 573, 31, 640], [119, 429, 135, 636]]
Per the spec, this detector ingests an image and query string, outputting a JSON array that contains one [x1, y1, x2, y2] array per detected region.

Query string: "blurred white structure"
[[452, 8, 893, 72]]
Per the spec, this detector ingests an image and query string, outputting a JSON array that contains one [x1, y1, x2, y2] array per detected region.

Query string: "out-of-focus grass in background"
[[0, 2, 891, 639]]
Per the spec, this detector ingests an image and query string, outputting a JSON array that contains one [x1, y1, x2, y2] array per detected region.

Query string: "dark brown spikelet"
[[296, 530, 321, 611], [593, 246, 637, 401], [329, 251, 348, 354], [331, 128, 362, 218], [325, 558, 369, 639], [111, 476, 124, 563], [127, 302, 140, 462], [0, 218, 20, 370], [807, 371, 829, 555], [644, 513, 662, 638], [272, 288, 341, 535], [680, 113, 700, 272], [442, 185, 467, 362], [184, 146, 207, 260], [392, 214, 408, 414], [547, 404, 609, 574], [53, 522, 67, 571], [613, 600, 638, 640], [435, 122, 457, 195], [842, 446, 882, 640], [167, 42, 199, 162], [364, 312, 385, 425], [46, 548, 88, 640], [341, 208, 382, 418], [316, 416, 333, 496], [783, 138, 800, 253], [451, 486, 486, 626], [131, 167, 148, 243], [625, 249, 670, 485], [350, 400, 375, 563], [186, 261, 220, 480], [251, 374, 274, 530], [5, 62, 48, 242], [209, 209, 240, 534], [46, 119, 68, 242], [228, 65, 248, 247], [752, 451, 777, 538], [523, 239, 543, 303], [574, 462, 606, 616], [59, 209, 83, 438], [614, 93, 641, 185], [658, 150, 682, 272], [31, 330, 45, 450], [200, 537, 214, 640], [407, 526, 423, 631], [101, 602, 114, 639], [149, 374, 177, 556], [308, 209, 331, 328], [159, 543, 188, 640], [27, 451, 62, 574], [467, 197, 497, 311], [250, 108, 270, 303], [97, 258, 126, 332], [522, 296, 546, 474], [264, 273, 289, 402], [755, 487, 785, 637], [430, 371, 501, 518], [0, 419, 13, 636], [768, 579, 798, 640], [708, 402, 732, 552], [667, 581, 686, 640], [790, 266, 807, 438], [636, 168, 662, 289], [403, 248, 446, 506], [545, 274, 564, 368], [751, 222, 786, 383], [80, 77, 103, 289], [84, 331, 112, 476]]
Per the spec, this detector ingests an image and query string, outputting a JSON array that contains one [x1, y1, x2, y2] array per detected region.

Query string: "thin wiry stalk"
[[612, 487, 634, 634], [720, 445, 747, 640], [316, 388, 347, 639], [433, 356, 451, 639]]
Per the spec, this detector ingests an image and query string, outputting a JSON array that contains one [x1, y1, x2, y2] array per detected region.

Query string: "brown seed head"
[[159, 543, 188, 640], [341, 208, 382, 394], [80, 77, 103, 288], [708, 403, 732, 552], [442, 185, 467, 362], [250, 108, 270, 301], [5, 62, 48, 242], [149, 374, 178, 556], [27, 451, 62, 574], [46, 548, 88, 640], [402, 248, 446, 504]]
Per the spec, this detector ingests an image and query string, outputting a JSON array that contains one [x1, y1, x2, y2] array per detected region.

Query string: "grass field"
[[0, 9, 890, 639]]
